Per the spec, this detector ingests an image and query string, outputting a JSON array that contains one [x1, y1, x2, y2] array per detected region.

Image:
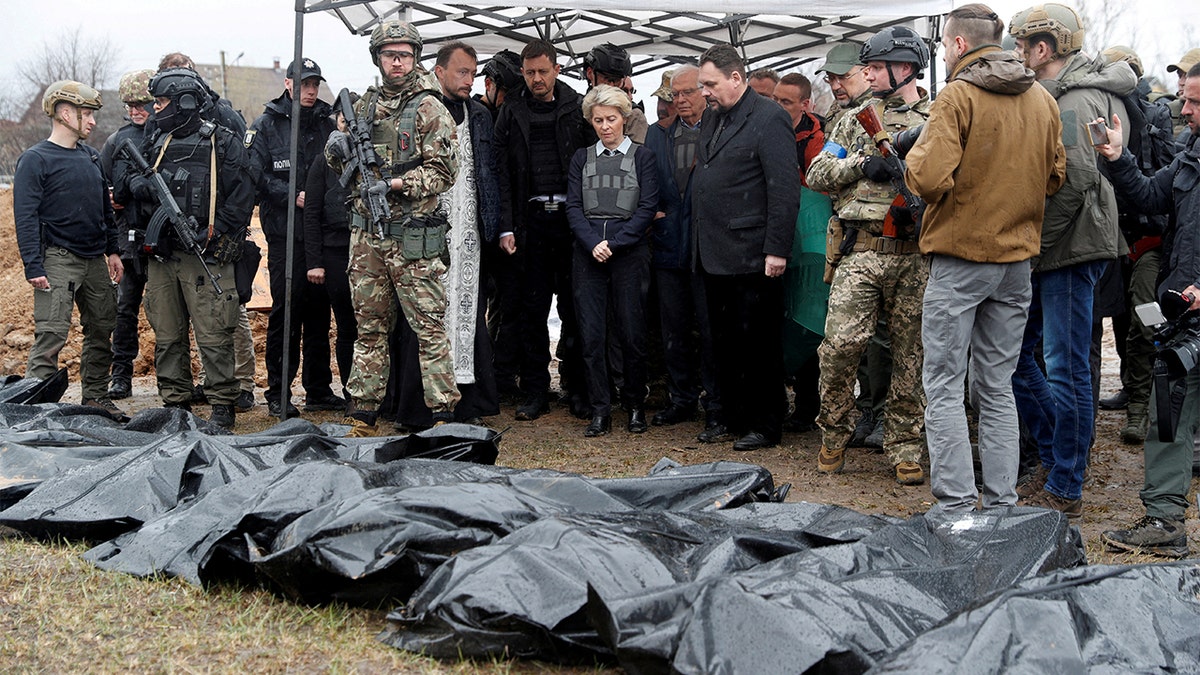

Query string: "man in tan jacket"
[[904, 3, 1066, 514]]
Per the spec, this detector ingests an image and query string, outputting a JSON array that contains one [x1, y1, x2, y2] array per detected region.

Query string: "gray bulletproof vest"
[[581, 146, 639, 219]]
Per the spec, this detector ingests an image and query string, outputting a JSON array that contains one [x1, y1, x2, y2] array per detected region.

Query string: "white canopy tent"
[[304, 0, 952, 75], [270, 0, 954, 419]]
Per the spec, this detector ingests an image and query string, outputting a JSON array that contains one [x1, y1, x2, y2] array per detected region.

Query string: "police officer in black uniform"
[[248, 58, 342, 418]]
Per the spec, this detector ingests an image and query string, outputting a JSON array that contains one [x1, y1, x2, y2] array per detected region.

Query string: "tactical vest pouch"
[[825, 215, 846, 283], [399, 214, 449, 261]]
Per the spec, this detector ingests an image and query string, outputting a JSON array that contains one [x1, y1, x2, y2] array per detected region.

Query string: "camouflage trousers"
[[818, 250, 928, 464], [346, 229, 460, 413], [28, 247, 117, 401]]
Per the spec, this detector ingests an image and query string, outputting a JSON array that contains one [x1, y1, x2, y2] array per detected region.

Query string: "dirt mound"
[[0, 188, 269, 383]]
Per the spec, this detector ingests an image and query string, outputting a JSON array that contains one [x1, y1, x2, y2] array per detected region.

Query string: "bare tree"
[[20, 26, 122, 91], [1075, 0, 1126, 55]]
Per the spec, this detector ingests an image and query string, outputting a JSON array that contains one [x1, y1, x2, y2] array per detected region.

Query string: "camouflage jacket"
[[342, 69, 458, 222], [807, 91, 930, 233]]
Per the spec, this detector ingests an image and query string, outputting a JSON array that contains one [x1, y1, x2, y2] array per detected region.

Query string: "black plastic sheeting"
[[381, 506, 1087, 669], [0, 410, 500, 539], [869, 562, 1200, 673], [2, 393, 1198, 672]]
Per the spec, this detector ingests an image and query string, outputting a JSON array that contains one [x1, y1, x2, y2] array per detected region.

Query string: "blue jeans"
[[1012, 260, 1106, 500]]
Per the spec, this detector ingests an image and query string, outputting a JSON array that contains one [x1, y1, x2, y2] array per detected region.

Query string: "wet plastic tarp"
[[2, 395, 1197, 671], [83, 458, 782, 606], [0, 407, 500, 540], [382, 507, 1087, 669], [868, 562, 1200, 673]]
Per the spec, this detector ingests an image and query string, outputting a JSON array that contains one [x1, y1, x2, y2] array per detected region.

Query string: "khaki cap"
[[1168, 48, 1200, 74]]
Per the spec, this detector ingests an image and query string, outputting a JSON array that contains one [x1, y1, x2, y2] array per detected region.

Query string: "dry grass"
[[0, 534, 607, 674]]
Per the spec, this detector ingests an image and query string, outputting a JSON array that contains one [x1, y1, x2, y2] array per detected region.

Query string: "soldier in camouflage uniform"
[[806, 27, 932, 485], [327, 21, 460, 435]]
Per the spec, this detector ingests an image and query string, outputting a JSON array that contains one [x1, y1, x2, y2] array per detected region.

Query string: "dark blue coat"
[[644, 119, 696, 270]]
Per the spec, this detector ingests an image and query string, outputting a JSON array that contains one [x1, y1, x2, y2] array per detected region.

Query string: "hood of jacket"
[[1041, 52, 1137, 100], [951, 46, 1036, 95]]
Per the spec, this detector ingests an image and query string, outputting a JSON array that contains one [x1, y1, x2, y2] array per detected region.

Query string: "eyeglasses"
[[378, 50, 415, 63], [125, 102, 150, 111], [824, 67, 863, 84], [670, 87, 699, 98]]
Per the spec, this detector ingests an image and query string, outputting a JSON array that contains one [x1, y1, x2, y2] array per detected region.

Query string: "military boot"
[[209, 404, 236, 430], [849, 409, 874, 447], [1120, 405, 1147, 445], [342, 409, 379, 437], [1102, 516, 1189, 558]]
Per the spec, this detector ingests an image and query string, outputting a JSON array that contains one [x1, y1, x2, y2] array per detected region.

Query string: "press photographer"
[[1093, 62, 1200, 558]]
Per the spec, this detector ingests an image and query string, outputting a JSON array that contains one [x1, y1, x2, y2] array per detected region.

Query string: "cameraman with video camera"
[[1094, 61, 1200, 558]]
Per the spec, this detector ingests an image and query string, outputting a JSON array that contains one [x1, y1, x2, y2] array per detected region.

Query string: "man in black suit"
[[692, 44, 801, 450]]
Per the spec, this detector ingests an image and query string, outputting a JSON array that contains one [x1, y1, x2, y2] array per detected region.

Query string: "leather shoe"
[[584, 415, 611, 437], [652, 403, 696, 426], [698, 421, 732, 444], [733, 431, 775, 451], [516, 392, 549, 421], [567, 393, 591, 420], [1099, 388, 1129, 410], [108, 378, 132, 400], [627, 408, 648, 433]]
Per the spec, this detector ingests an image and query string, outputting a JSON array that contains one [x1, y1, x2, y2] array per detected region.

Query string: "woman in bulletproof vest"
[[565, 84, 660, 437]]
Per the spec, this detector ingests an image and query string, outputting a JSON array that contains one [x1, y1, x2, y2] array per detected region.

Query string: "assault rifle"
[[117, 138, 223, 294], [336, 87, 391, 238], [855, 105, 925, 239]]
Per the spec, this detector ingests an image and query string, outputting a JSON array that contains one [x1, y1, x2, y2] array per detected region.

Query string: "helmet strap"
[[873, 63, 917, 99]]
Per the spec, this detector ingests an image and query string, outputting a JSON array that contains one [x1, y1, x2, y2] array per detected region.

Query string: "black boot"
[[627, 408, 648, 433], [584, 415, 611, 437], [209, 404, 236, 430]]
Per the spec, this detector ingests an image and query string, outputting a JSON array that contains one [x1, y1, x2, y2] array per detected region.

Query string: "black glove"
[[861, 155, 897, 183], [129, 174, 153, 201], [888, 203, 916, 232], [325, 130, 351, 165], [207, 231, 244, 265]]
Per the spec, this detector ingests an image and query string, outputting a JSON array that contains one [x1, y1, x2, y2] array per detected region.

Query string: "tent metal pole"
[[279, 0, 306, 421]]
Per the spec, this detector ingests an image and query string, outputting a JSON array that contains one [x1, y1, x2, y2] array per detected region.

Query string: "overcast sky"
[[2, 0, 1197, 117]]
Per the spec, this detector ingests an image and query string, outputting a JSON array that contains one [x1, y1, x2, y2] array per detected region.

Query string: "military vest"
[[581, 146, 639, 219], [363, 88, 432, 221], [150, 122, 219, 230]]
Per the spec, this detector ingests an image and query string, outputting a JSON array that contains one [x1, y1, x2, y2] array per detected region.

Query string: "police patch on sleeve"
[[243, 129, 257, 148]]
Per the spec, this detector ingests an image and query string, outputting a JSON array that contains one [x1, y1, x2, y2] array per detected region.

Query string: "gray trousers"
[[28, 247, 117, 401], [923, 255, 1030, 512]]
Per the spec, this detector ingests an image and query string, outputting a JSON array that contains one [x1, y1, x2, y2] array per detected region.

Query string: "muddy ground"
[[1, 188, 1197, 559]]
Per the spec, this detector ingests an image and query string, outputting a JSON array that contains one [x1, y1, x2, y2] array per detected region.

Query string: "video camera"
[[1135, 290, 1200, 442]]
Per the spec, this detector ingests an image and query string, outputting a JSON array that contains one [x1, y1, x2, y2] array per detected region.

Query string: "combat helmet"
[[584, 43, 633, 79], [42, 80, 103, 117], [482, 49, 523, 90], [370, 21, 423, 65], [1008, 3, 1085, 57], [150, 68, 210, 113], [1102, 45, 1143, 79], [860, 26, 930, 98], [119, 69, 156, 105], [860, 26, 930, 72]]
